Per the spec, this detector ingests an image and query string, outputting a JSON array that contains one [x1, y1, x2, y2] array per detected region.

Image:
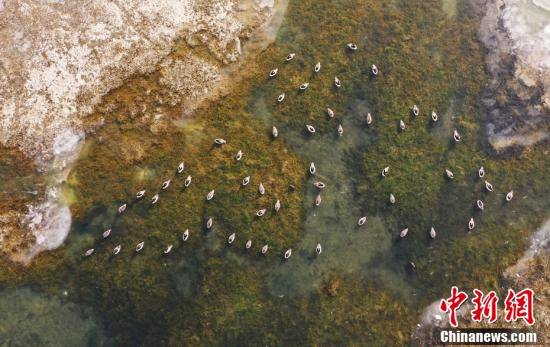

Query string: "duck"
[[177, 162, 185, 174], [136, 190, 146, 199], [214, 138, 227, 145], [309, 60, 320, 72], [347, 43, 358, 51], [299, 82, 309, 90], [164, 245, 173, 254], [274, 199, 281, 212], [182, 229, 190, 241], [113, 245, 121, 255], [261, 244, 269, 255], [409, 261, 416, 270], [476, 199, 484, 210], [412, 104, 419, 116], [285, 53, 295, 61], [206, 189, 215, 201], [228, 233, 236, 244], [314, 194, 322, 206], [468, 217, 475, 231], [206, 217, 213, 230], [506, 190, 514, 202], [371, 64, 379, 76], [277, 93, 285, 103], [161, 180, 171, 190], [235, 150, 243, 161], [365, 112, 373, 125], [337, 124, 344, 136], [84, 248, 94, 257], [118, 204, 127, 214], [259, 183, 265, 195], [151, 194, 159, 204], [358, 216, 367, 226], [399, 120, 406, 131], [327, 108, 335, 118], [184, 175, 192, 188], [445, 169, 454, 179], [135, 241, 144, 252], [453, 129, 461, 142], [478, 166, 485, 178], [102, 229, 111, 239], [284, 249, 292, 259], [306, 124, 316, 134], [309, 162, 316, 175], [314, 181, 326, 189], [245, 239, 252, 249], [269, 68, 278, 78], [334, 77, 342, 88], [400, 228, 409, 238], [316, 243, 322, 254], [431, 111, 438, 123], [256, 208, 267, 217], [485, 180, 494, 192], [389, 193, 396, 205], [242, 176, 251, 186], [430, 227, 436, 239], [272, 126, 279, 138], [381, 166, 390, 177]]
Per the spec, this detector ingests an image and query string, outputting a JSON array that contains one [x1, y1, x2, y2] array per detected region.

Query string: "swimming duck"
[[242, 176, 251, 186], [136, 190, 146, 199], [261, 244, 269, 255], [284, 249, 292, 259], [102, 229, 111, 239], [285, 53, 295, 61], [161, 180, 171, 190], [182, 229, 190, 241], [274, 199, 281, 212], [277, 93, 285, 103], [245, 240, 252, 249], [113, 245, 121, 255], [228, 233, 235, 244], [314, 194, 322, 206], [476, 199, 484, 210], [347, 43, 358, 50], [453, 129, 461, 142], [399, 120, 406, 131], [84, 248, 94, 257], [314, 181, 326, 189], [177, 162, 185, 174], [306, 124, 316, 134], [214, 138, 227, 145], [381, 166, 390, 177], [272, 126, 279, 138], [484, 180, 494, 192], [206, 189, 215, 201], [259, 183, 265, 195], [337, 124, 344, 136], [430, 227, 436, 239], [136, 241, 144, 252], [184, 175, 192, 187], [151, 194, 159, 204], [235, 150, 243, 161], [400, 228, 409, 238], [118, 204, 127, 214], [206, 217, 213, 230], [327, 108, 335, 118], [256, 208, 267, 217], [389, 193, 396, 205], [366, 112, 373, 125], [334, 77, 341, 88], [445, 169, 454, 179], [506, 190, 514, 202], [309, 162, 316, 175], [431, 111, 438, 122], [316, 243, 322, 254], [164, 245, 173, 254], [269, 68, 278, 78], [358, 216, 367, 226], [412, 104, 419, 116], [299, 82, 309, 90], [409, 261, 416, 270], [314, 62, 321, 73], [468, 218, 475, 230], [478, 166, 485, 178], [371, 64, 379, 76]]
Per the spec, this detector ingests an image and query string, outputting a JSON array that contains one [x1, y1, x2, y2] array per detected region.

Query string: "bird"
[[136, 190, 146, 199], [228, 233, 236, 244], [206, 189, 215, 201], [371, 64, 379, 75], [214, 138, 227, 145], [235, 150, 243, 161], [468, 218, 475, 230], [269, 68, 278, 78], [272, 126, 279, 138], [245, 240, 252, 249], [347, 43, 358, 50], [309, 162, 316, 175], [274, 199, 281, 212], [478, 166, 485, 178], [242, 176, 251, 186], [314, 62, 321, 72], [285, 53, 295, 61], [161, 180, 171, 190], [206, 218, 213, 230], [177, 162, 185, 174], [453, 129, 461, 142], [102, 229, 111, 239], [314, 194, 322, 207], [389, 193, 396, 205], [412, 104, 419, 116], [334, 77, 342, 88], [151, 194, 159, 204], [316, 243, 322, 254], [445, 169, 454, 179], [113, 245, 121, 255], [299, 82, 309, 90], [337, 124, 344, 136], [84, 248, 94, 257], [135, 241, 144, 253], [485, 180, 494, 192], [277, 93, 285, 103], [400, 228, 409, 238], [476, 199, 484, 210], [261, 244, 269, 255], [259, 183, 265, 195], [184, 175, 192, 188], [284, 249, 292, 259], [306, 124, 316, 134], [381, 166, 390, 177], [399, 120, 406, 131], [118, 204, 127, 214], [314, 181, 326, 189], [358, 216, 367, 226], [182, 229, 190, 241], [365, 112, 373, 125], [327, 108, 335, 118], [256, 208, 267, 217], [430, 227, 436, 239], [506, 190, 514, 202], [164, 245, 173, 254]]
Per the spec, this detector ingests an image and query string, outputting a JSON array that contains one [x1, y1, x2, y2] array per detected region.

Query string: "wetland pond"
[[1, 0, 549, 345]]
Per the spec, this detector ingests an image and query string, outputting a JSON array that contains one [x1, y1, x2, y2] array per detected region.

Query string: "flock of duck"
[[84, 42, 515, 265]]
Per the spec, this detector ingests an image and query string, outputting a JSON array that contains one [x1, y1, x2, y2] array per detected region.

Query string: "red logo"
[[471, 289, 499, 323], [504, 288, 535, 325], [440, 286, 468, 327]]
